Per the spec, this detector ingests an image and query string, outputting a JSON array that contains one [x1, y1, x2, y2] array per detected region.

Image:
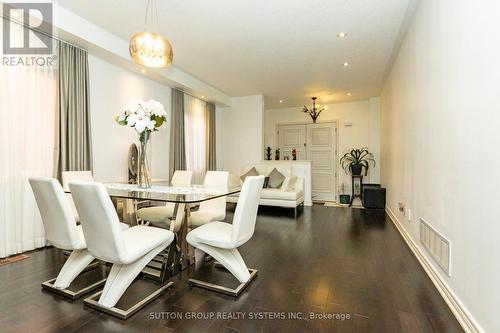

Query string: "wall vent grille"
[[419, 218, 451, 276]]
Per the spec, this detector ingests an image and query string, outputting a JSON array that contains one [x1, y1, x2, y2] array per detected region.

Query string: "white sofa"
[[227, 161, 312, 215]]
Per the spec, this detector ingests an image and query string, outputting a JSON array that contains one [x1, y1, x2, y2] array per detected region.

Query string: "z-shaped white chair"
[[187, 175, 264, 297], [62, 170, 94, 223], [136, 170, 193, 232], [189, 171, 229, 229], [69, 181, 175, 319], [29, 177, 106, 299]]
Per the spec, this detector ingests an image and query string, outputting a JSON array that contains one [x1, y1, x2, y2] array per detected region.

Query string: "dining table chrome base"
[[188, 263, 258, 297], [142, 241, 177, 282], [41, 261, 106, 300], [83, 281, 174, 320], [139, 202, 196, 282]]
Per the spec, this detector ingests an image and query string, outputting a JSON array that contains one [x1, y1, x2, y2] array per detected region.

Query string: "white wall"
[[218, 95, 264, 174], [88, 55, 171, 182], [380, 0, 500, 331], [265, 99, 381, 194]]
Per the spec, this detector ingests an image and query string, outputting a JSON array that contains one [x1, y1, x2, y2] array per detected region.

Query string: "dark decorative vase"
[[265, 147, 272, 160], [351, 164, 362, 176]]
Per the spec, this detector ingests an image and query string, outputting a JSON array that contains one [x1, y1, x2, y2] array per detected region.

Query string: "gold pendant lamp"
[[129, 0, 173, 68]]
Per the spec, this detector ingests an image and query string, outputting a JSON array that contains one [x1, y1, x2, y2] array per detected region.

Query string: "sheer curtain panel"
[[184, 95, 207, 184], [0, 18, 57, 257]]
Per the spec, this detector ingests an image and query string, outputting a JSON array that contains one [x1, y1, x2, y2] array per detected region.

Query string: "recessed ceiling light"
[[343, 62, 349, 67], [337, 32, 347, 38], [279, 99, 283, 103], [201, 96, 205, 99], [347, 92, 352, 96], [141, 69, 147, 74]]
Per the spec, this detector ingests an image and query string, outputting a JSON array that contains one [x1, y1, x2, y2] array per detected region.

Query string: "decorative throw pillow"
[[263, 177, 270, 188], [240, 167, 258, 182], [267, 168, 286, 189], [281, 176, 298, 192]]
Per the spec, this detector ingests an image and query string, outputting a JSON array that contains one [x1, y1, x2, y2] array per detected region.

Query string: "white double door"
[[278, 123, 337, 201]]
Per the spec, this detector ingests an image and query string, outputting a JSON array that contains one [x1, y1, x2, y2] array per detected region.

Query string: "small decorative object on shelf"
[[116, 100, 167, 188], [302, 97, 324, 123], [265, 147, 272, 160], [292, 148, 297, 160], [275, 148, 280, 160]]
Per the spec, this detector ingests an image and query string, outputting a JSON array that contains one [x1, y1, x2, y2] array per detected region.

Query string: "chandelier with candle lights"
[[302, 97, 324, 123]]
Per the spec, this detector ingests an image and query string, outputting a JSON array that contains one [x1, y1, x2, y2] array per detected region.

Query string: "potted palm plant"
[[340, 148, 376, 176]]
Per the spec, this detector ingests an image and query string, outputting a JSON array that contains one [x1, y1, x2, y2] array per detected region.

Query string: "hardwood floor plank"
[[0, 205, 463, 333]]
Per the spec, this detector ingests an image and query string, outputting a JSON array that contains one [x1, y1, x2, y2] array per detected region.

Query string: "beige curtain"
[[206, 102, 217, 170], [169, 89, 186, 179], [56, 41, 92, 180]]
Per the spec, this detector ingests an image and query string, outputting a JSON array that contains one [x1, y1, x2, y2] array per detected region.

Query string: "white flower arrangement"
[[116, 99, 167, 134]]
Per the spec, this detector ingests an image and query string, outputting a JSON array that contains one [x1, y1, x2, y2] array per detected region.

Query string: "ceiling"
[[57, 0, 417, 109]]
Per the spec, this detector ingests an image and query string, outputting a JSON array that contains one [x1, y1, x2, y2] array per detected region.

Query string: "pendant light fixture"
[[302, 97, 324, 123], [129, 0, 173, 68]]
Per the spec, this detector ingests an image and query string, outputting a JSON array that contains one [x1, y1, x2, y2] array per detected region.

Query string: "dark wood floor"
[[0, 205, 463, 333]]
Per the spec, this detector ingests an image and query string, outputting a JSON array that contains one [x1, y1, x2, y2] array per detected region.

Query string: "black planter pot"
[[351, 164, 362, 176]]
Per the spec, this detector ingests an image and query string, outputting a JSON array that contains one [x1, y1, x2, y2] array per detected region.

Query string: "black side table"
[[349, 175, 363, 207]]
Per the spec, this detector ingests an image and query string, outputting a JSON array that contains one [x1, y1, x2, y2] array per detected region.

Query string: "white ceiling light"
[[347, 92, 352, 96], [343, 62, 349, 67], [337, 32, 347, 38], [129, 0, 173, 68], [279, 99, 283, 103]]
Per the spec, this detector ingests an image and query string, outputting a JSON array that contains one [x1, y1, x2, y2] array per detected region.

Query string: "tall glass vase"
[[138, 131, 152, 188]]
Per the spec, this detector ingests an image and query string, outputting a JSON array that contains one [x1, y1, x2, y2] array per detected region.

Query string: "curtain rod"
[[0, 14, 87, 52]]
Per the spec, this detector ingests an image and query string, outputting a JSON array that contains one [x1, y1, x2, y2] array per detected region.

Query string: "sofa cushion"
[[267, 168, 285, 188], [240, 166, 258, 182], [260, 188, 303, 201], [281, 176, 298, 192]]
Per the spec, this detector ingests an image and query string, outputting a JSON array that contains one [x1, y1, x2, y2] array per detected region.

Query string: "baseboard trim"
[[385, 207, 483, 333]]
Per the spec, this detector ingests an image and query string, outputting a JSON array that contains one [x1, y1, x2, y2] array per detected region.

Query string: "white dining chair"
[[136, 170, 193, 232], [186, 175, 264, 297], [189, 171, 229, 229], [29, 177, 106, 299], [69, 181, 175, 319], [62, 170, 94, 223]]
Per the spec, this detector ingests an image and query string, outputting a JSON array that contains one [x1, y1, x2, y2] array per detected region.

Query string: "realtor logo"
[[2, 2, 53, 55]]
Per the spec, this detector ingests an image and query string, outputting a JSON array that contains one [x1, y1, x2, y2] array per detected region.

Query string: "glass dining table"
[[68, 182, 240, 282]]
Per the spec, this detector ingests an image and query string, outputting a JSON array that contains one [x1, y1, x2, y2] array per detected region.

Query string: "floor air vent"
[[419, 218, 451, 276]]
